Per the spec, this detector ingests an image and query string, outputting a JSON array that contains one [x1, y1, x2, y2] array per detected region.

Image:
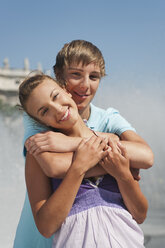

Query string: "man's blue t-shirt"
[[13, 104, 135, 248]]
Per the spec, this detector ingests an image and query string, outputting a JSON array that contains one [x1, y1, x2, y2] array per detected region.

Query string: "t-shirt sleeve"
[[23, 113, 50, 156], [105, 108, 136, 136]]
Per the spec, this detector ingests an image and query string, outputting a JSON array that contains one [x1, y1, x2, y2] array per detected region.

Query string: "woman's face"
[[26, 78, 79, 130], [64, 62, 101, 115]]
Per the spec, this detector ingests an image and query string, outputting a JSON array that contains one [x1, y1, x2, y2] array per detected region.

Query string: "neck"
[[61, 115, 92, 138], [78, 104, 91, 120]]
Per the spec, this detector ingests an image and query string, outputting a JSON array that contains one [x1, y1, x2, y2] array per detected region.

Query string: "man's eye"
[[41, 108, 48, 116], [72, 72, 81, 76], [90, 75, 100, 80]]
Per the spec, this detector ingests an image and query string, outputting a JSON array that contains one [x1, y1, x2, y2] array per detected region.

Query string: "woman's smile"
[[59, 107, 70, 122]]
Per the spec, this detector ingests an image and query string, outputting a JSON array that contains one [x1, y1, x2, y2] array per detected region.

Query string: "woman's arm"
[[26, 152, 84, 238], [25, 131, 109, 178], [117, 174, 148, 224], [26, 136, 108, 238], [33, 151, 106, 178], [26, 130, 153, 178], [100, 141, 148, 224]]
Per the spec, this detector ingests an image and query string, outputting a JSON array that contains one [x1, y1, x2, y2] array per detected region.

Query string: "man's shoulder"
[[90, 103, 119, 119], [88, 104, 119, 131]]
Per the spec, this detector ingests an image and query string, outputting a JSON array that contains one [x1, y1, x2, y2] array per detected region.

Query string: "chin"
[[77, 100, 89, 110]]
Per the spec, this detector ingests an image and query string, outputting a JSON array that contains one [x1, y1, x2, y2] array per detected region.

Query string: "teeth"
[[77, 93, 87, 97], [61, 109, 69, 121]]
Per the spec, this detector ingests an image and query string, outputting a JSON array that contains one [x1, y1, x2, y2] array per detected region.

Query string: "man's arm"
[[30, 130, 153, 178], [34, 151, 106, 178], [93, 130, 153, 169], [120, 130, 154, 169]]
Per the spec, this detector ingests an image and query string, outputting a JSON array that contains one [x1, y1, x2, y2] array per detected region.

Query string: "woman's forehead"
[[43, 78, 61, 88]]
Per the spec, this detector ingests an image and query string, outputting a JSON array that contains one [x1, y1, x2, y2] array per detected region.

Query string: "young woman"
[[19, 74, 147, 247], [14, 40, 153, 248]]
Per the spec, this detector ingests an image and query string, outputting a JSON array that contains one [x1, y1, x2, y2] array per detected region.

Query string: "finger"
[[102, 149, 109, 158], [28, 141, 48, 154], [103, 136, 108, 144], [25, 141, 29, 151], [25, 137, 33, 149], [108, 139, 118, 153], [93, 135, 102, 145], [95, 136, 105, 148], [28, 144, 39, 154], [117, 142, 128, 158], [78, 138, 86, 148], [29, 140, 48, 152], [107, 151, 114, 163], [136, 175, 141, 181], [33, 145, 50, 155], [29, 131, 53, 141], [25, 140, 29, 149], [99, 159, 105, 167], [25, 140, 35, 151], [85, 135, 98, 146], [29, 135, 48, 143], [100, 139, 108, 150], [32, 148, 42, 156], [130, 168, 141, 181], [100, 151, 108, 162], [25, 135, 46, 150]]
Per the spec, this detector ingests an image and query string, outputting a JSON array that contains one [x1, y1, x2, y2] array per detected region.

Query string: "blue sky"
[[0, 0, 164, 88]]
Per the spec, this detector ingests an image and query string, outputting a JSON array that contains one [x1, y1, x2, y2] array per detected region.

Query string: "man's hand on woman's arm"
[[25, 131, 120, 156], [25, 130, 154, 179], [25, 131, 82, 155]]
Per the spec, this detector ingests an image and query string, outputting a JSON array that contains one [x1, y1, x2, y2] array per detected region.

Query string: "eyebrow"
[[50, 88, 57, 98], [68, 67, 84, 72], [37, 106, 45, 115], [68, 67, 101, 74], [37, 88, 57, 115]]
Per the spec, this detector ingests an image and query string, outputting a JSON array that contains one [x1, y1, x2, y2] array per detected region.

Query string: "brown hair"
[[19, 74, 58, 114], [53, 40, 105, 85]]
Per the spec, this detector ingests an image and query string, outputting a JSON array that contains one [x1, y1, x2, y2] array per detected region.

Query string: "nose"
[[80, 75, 89, 90]]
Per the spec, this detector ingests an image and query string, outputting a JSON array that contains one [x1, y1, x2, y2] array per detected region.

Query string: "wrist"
[[70, 160, 86, 177], [116, 171, 133, 184], [68, 137, 82, 151]]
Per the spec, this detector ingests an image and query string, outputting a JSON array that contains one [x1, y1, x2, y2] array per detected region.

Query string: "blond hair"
[[53, 40, 105, 85]]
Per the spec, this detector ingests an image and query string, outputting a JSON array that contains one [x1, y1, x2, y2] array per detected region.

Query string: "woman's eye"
[[53, 93, 59, 101], [41, 108, 48, 116]]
